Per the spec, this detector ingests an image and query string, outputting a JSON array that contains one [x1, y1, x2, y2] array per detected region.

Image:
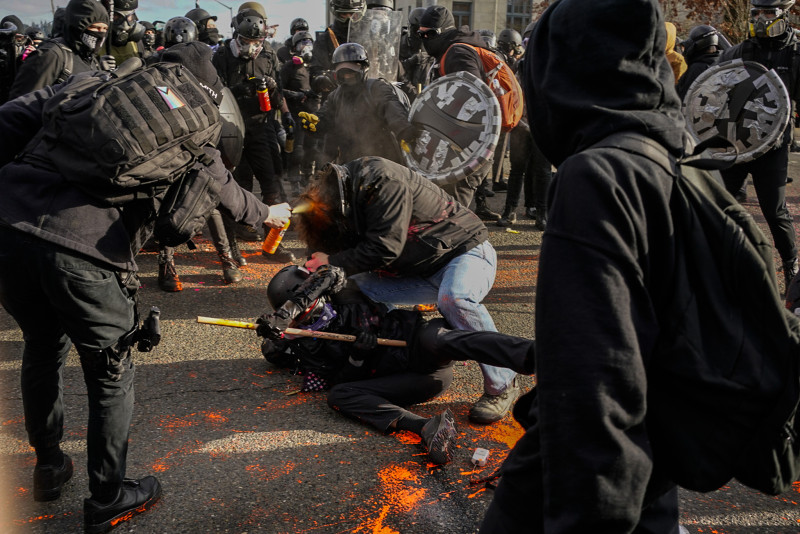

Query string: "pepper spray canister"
[[262, 220, 290, 254], [256, 79, 271, 112]]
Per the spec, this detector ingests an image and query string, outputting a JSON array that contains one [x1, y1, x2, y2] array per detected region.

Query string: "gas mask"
[[112, 10, 145, 46], [294, 39, 313, 62], [80, 29, 107, 56], [230, 35, 264, 59], [749, 7, 788, 39]]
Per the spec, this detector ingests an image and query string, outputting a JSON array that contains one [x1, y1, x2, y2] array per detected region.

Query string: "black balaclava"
[[1, 15, 26, 57], [198, 19, 220, 46], [419, 5, 456, 59], [525, 0, 687, 166], [65, 0, 110, 58]]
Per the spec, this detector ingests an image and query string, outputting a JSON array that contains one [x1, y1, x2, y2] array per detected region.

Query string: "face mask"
[[143, 32, 155, 47], [334, 67, 361, 86], [201, 27, 220, 45], [750, 9, 787, 39], [81, 29, 107, 55], [230, 35, 263, 59], [298, 44, 313, 62]]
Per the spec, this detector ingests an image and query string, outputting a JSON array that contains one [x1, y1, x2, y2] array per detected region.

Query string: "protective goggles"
[[750, 7, 784, 19], [417, 28, 443, 39]]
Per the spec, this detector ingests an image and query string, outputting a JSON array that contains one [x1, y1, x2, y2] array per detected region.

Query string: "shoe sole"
[[33, 460, 74, 502], [427, 410, 457, 465], [84, 485, 162, 534]]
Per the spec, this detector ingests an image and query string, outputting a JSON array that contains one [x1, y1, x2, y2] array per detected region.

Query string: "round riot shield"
[[682, 59, 790, 163], [404, 71, 500, 186], [217, 86, 245, 170]]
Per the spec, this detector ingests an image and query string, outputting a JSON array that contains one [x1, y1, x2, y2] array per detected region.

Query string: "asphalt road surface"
[[2, 160, 800, 534]]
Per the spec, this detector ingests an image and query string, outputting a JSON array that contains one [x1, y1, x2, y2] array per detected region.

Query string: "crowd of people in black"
[[2, 0, 800, 532]]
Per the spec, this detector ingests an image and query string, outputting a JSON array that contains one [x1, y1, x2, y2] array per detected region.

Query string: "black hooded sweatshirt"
[[9, 0, 107, 98], [481, 0, 689, 533]]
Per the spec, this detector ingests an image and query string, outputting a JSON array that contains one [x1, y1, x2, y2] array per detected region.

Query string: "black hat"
[[419, 5, 455, 30], [161, 41, 224, 105]]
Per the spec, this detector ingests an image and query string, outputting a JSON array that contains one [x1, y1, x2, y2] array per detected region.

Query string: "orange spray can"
[[262, 220, 290, 254]]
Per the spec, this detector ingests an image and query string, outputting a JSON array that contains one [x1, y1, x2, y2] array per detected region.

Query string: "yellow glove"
[[298, 111, 319, 133]]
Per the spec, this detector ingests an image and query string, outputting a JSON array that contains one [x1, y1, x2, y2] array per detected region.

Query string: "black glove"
[[255, 311, 290, 340], [282, 112, 295, 132], [99, 54, 116, 71], [353, 330, 378, 352], [261, 75, 277, 91]]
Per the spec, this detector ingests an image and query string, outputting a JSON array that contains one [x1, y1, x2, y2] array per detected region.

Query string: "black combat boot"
[[474, 197, 501, 221], [219, 252, 243, 284], [262, 243, 296, 264], [783, 257, 799, 293], [157, 248, 182, 292], [496, 205, 517, 227]]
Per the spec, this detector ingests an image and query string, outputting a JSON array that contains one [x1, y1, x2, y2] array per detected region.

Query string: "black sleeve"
[[204, 147, 271, 227], [371, 79, 414, 141], [442, 44, 485, 81], [0, 84, 55, 165], [8, 45, 67, 99]]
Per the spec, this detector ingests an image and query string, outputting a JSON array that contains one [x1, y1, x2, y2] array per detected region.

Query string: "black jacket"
[[310, 21, 351, 79], [278, 59, 319, 115], [315, 78, 413, 163], [0, 81, 271, 272], [9, 0, 106, 99], [328, 157, 487, 278], [486, 0, 688, 532], [427, 28, 488, 83], [212, 40, 284, 121], [676, 51, 719, 100]]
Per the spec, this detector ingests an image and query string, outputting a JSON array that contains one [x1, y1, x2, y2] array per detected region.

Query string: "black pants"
[[505, 128, 552, 212], [234, 119, 281, 204], [721, 144, 797, 262], [327, 319, 534, 432], [0, 227, 137, 501]]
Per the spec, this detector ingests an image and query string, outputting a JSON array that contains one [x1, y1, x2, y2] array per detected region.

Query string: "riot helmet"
[[750, 0, 795, 39], [186, 7, 220, 45], [478, 29, 497, 49], [330, 0, 367, 23], [682, 25, 720, 61], [230, 9, 267, 59], [237, 2, 266, 18], [26, 27, 45, 47], [497, 28, 522, 55], [332, 42, 369, 85], [164, 16, 197, 47], [267, 265, 311, 310], [320, 162, 351, 217], [367, 0, 394, 10], [408, 7, 426, 31], [290, 17, 309, 34]]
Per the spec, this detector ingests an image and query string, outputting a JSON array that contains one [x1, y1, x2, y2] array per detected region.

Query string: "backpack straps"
[[53, 42, 74, 85]]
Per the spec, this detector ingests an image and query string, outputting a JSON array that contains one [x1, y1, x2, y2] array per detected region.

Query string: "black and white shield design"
[[217, 86, 245, 171], [683, 59, 790, 163], [404, 71, 500, 185]]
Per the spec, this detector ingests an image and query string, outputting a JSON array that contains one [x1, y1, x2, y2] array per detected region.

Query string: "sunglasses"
[[417, 28, 443, 40]]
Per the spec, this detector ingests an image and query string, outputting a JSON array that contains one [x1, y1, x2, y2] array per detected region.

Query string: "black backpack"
[[595, 132, 800, 495], [21, 59, 222, 206]]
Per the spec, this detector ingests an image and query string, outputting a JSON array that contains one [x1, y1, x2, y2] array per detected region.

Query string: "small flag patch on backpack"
[[157, 86, 185, 109]]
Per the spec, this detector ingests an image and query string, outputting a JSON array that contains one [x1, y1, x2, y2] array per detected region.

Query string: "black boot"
[[157, 248, 182, 292], [496, 206, 517, 227], [474, 197, 501, 221], [228, 235, 246, 267], [493, 179, 508, 192], [219, 253, 243, 284], [783, 257, 799, 293], [262, 243, 296, 264]]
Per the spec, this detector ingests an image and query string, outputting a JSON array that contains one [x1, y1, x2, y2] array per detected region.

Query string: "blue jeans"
[[350, 240, 517, 395]]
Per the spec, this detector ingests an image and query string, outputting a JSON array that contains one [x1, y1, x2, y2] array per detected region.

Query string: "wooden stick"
[[196, 316, 407, 347]]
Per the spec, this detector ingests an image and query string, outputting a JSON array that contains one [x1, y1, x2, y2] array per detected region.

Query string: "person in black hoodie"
[[9, 0, 110, 99], [480, 0, 690, 532], [416, 5, 501, 221], [296, 157, 522, 426], [0, 42, 291, 533]]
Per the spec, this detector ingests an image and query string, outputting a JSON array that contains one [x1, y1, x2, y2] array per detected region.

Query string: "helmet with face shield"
[[330, 0, 367, 23], [750, 0, 796, 39], [231, 9, 267, 59]]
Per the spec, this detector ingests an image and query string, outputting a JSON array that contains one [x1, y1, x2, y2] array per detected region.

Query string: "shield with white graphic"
[[683, 59, 790, 163], [404, 71, 500, 185]]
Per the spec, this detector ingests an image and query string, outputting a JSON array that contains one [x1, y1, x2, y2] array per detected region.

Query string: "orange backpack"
[[440, 43, 524, 132]]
